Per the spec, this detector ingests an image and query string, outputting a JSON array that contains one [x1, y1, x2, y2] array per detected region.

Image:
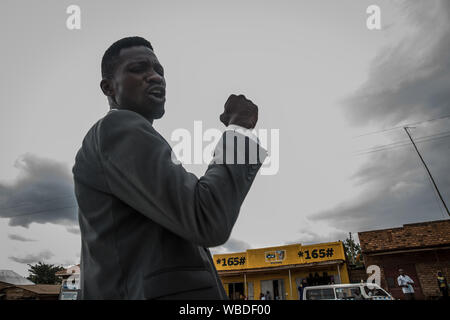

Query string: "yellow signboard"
[[214, 253, 247, 270], [214, 241, 346, 271]]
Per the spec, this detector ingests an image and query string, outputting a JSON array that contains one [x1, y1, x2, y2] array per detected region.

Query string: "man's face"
[[107, 45, 166, 120], [399, 269, 404, 275]]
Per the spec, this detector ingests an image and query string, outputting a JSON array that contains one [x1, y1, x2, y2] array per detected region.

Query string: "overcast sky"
[[1, 0, 449, 276]]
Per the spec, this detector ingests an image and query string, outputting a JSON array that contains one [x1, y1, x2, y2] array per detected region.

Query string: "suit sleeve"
[[97, 110, 267, 247]]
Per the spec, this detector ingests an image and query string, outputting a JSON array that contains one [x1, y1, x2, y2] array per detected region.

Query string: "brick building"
[[0, 270, 61, 300], [358, 219, 450, 300], [0, 284, 61, 300]]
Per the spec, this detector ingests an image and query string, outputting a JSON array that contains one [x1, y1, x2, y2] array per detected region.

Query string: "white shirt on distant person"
[[397, 275, 414, 294]]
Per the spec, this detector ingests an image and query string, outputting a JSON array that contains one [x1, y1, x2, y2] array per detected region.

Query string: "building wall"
[[348, 267, 367, 284], [359, 220, 450, 300], [0, 282, 12, 291], [0, 286, 60, 300], [359, 219, 450, 253], [221, 272, 292, 300], [1, 287, 38, 300], [363, 249, 450, 300], [220, 263, 350, 300]]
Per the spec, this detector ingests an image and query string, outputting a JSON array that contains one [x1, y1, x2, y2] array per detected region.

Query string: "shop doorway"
[[260, 279, 286, 300], [228, 282, 245, 300], [383, 263, 424, 300]]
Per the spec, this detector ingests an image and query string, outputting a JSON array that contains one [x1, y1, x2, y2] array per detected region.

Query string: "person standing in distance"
[[397, 269, 415, 300], [72, 36, 267, 299], [436, 271, 448, 300]]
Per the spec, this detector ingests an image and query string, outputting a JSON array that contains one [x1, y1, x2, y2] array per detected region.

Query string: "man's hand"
[[219, 94, 258, 129]]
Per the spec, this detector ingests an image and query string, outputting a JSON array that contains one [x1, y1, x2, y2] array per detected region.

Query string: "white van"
[[303, 283, 394, 300]]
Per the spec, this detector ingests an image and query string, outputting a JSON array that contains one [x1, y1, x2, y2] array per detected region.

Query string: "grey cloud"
[[9, 250, 54, 264], [0, 153, 78, 228], [66, 226, 81, 235], [210, 238, 252, 254], [287, 229, 348, 246], [309, 133, 450, 234], [309, 0, 450, 233], [342, 0, 450, 129], [8, 234, 36, 242], [61, 259, 79, 266]]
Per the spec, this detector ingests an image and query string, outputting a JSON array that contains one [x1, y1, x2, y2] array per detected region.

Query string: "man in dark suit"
[[72, 36, 267, 299]]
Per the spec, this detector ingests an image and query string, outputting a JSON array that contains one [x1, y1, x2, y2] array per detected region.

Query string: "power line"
[[354, 132, 450, 156], [404, 127, 449, 217], [352, 114, 450, 139], [354, 130, 450, 156]]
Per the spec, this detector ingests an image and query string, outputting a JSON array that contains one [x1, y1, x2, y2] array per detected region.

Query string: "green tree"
[[343, 233, 363, 266], [26, 262, 65, 284]]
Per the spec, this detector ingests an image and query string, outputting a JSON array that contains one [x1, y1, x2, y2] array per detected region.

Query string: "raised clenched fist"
[[219, 94, 258, 129]]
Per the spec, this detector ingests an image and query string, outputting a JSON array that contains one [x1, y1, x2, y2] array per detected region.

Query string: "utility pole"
[[404, 127, 450, 217]]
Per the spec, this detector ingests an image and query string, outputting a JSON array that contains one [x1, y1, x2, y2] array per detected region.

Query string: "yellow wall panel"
[[214, 241, 346, 271]]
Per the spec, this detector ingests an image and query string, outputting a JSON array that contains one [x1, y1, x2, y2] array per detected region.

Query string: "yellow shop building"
[[213, 241, 349, 300]]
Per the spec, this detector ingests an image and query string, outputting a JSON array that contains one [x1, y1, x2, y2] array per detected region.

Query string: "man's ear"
[[100, 79, 115, 97]]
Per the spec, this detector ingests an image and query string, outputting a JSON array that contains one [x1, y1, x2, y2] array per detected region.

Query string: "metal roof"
[[0, 270, 34, 285]]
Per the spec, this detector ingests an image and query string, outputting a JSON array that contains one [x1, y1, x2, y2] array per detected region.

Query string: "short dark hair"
[[101, 36, 154, 79]]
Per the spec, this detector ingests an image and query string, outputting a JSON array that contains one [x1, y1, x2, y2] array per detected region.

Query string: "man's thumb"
[[220, 113, 229, 125]]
